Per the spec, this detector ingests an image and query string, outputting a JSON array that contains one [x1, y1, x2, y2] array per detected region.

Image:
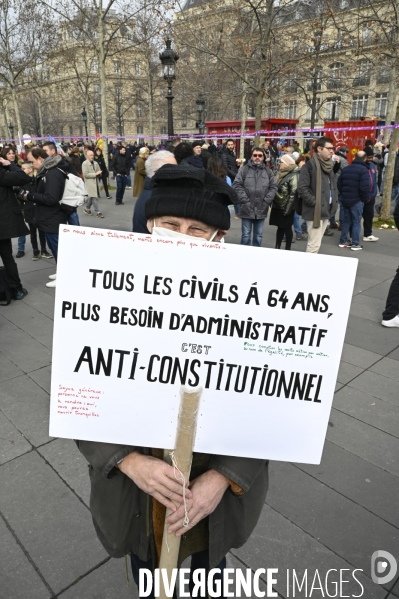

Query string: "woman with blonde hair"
[[269, 154, 299, 250]]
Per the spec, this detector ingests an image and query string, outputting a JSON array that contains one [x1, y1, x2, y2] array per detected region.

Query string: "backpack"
[[57, 168, 88, 207], [0, 267, 12, 305]]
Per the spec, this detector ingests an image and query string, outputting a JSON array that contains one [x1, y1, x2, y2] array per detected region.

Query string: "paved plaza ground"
[[1, 186, 399, 599]]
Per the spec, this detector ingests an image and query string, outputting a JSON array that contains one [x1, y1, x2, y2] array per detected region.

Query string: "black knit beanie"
[[145, 164, 237, 230], [192, 140, 203, 149]]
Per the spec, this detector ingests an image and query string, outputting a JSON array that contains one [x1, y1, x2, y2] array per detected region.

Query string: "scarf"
[[37, 154, 62, 177], [276, 163, 296, 183], [313, 153, 333, 228]]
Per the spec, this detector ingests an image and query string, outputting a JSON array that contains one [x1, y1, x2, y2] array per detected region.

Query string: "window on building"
[[93, 84, 100, 95], [160, 126, 167, 135], [305, 101, 321, 122], [285, 76, 297, 93], [375, 93, 388, 118], [351, 94, 368, 118], [353, 59, 370, 86], [137, 126, 143, 134], [361, 27, 372, 45], [114, 61, 120, 74], [182, 111, 187, 127], [137, 106, 142, 117], [325, 97, 341, 120], [92, 60, 98, 73], [95, 102, 101, 117], [267, 102, 279, 118], [247, 106, 255, 118], [284, 100, 297, 119], [135, 63, 140, 75], [328, 62, 344, 89], [234, 108, 241, 120], [378, 62, 390, 84], [213, 110, 220, 120]]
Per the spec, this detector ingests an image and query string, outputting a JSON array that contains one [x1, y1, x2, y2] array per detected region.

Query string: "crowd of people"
[[0, 131, 399, 596], [0, 133, 398, 313]]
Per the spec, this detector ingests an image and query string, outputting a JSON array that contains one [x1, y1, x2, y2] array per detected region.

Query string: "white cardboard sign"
[[50, 225, 357, 464]]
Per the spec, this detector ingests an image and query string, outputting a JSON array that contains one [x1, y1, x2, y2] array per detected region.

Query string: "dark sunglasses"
[[252, 153, 264, 157]]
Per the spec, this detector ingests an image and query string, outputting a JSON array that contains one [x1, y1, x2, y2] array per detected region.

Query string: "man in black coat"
[[0, 156, 31, 299], [221, 139, 238, 182], [25, 147, 68, 289]]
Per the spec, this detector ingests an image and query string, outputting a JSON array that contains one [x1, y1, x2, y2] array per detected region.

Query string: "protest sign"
[[50, 225, 357, 464]]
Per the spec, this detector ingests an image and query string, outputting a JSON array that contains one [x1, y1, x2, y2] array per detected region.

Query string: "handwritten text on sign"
[[50, 226, 357, 464]]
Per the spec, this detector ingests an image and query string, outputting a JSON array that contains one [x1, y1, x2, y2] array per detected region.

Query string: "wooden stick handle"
[[158, 386, 202, 598]]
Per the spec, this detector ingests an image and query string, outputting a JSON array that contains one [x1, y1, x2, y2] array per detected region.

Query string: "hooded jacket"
[[26, 155, 68, 233], [233, 160, 278, 219]]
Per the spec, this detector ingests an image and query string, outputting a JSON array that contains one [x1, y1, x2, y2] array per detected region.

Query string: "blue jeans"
[[18, 235, 26, 252], [67, 211, 80, 226], [127, 173, 132, 187], [130, 551, 227, 599], [45, 233, 59, 262], [293, 212, 307, 235], [241, 218, 265, 247], [116, 175, 127, 203], [339, 201, 363, 246]]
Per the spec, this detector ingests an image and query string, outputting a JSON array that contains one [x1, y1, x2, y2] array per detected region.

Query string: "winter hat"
[[192, 140, 203, 150], [145, 164, 237, 230], [374, 142, 383, 150], [364, 147, 374, 157], [202, 143, 209, 150], [280, 154, 295, 166]]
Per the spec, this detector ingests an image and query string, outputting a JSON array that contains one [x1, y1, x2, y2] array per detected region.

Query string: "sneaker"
[[296, 234, 303, 240], [46, 280, 56, 288], [338, 242, 352, 248], [324, 227, 334, 236], [363, 235, 379, 242], [126, 186, 132, 189], [106, 196, 112, 199], [16, 251, 25, 258], [84, 209, 92, 216], [350, 244, 363, 251], [14, 288, 28, 300], [32, 251, 41, 261], [41, 250, 53, 259], [381, 314, 399, 328], [48, 274, 57, 280], [97, 212, 104, 218]]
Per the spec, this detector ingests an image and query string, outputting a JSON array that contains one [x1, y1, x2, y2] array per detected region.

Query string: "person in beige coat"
[[82, 149, 104, 218], [133, 147, 149, 197]]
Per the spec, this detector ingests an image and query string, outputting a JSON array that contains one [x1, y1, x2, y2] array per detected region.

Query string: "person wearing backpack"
[[0, 156, 31, 300], [233, 147, 277, 247], [43, 141, 81, 226], [24, 147, 69, 288]]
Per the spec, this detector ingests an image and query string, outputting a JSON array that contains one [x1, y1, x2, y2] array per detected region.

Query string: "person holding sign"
[[76, 165, 269, 596]]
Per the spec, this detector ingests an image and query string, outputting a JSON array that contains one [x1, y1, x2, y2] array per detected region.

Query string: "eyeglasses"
[[323, 146, 335, 151], [252, 153, 264, 157]]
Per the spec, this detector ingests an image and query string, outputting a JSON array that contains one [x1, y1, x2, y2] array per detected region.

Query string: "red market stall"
[[204, 118, 299, 155], [324, 119, 378, 163]]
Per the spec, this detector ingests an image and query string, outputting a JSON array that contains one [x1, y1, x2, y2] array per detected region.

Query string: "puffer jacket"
[[221, 148, 238, 182], [272, 168, 299, 215], [76, 440, 268, 566], [233, 160, 278, 219], [337, 158, 370, 207]]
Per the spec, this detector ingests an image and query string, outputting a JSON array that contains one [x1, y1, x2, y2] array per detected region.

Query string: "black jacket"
[[337, 159, 370, 207], [26, 155, 68, 234], [393, 155, 399, 187], [111, 152, 130, 176], [132, 176, 152, 234], [181, 155, 204, 169], [95, 153, 109, 178], [0, 163, 30, 240], [221, 148, 238, 181], [16, 178, 37, 224]]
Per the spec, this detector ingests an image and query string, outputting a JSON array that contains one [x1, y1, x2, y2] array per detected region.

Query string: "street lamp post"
[[8, 122, 14, 140], [81, 107, 88, 139], [159, 39, 179, 139], [196, 93, 205, 136]]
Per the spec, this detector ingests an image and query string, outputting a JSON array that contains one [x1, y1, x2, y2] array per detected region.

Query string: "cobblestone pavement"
[[1, 188, 398, 598]]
